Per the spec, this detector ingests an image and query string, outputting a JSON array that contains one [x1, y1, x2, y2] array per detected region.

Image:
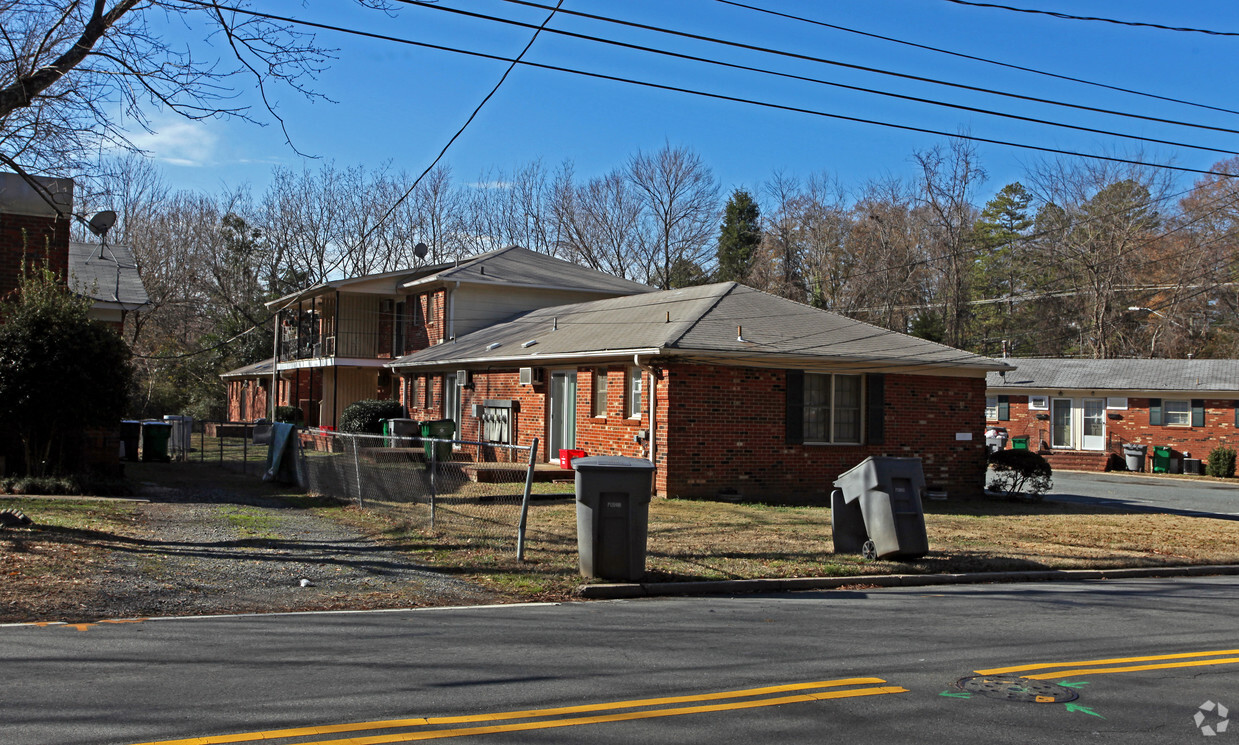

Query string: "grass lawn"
[[338, 494, 1239, 602]]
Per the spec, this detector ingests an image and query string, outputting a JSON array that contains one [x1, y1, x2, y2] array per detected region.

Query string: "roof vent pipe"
[[736, 325, 746, 342]]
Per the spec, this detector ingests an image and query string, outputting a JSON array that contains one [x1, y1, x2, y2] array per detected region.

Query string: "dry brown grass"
[[350, 495, 1239, 600]]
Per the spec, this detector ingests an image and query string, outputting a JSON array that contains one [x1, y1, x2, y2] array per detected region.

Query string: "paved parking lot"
[[1047, 470, 1239, 519]]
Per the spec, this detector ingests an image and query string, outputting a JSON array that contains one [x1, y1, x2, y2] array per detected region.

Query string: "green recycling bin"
[[1011, 436, 1029, 450], [140, 421, 172, 462], [420, 419, 455, 461], [1152, 445, 1172, 473]]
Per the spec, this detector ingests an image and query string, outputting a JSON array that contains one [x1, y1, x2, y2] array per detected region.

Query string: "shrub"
[[987, 449, 1053, 501], [274, 405, 303, 425], [338, 399, 405, 434], [1206, 445, 1236, 478]]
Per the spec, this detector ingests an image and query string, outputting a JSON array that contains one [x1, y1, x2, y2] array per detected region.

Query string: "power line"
[[936, 0, 1239, 37], [380, 1, 1239, 158], [484, 0, 1239, 138], [182, 3, 1239, 180], [713, 0, 1239, 118]]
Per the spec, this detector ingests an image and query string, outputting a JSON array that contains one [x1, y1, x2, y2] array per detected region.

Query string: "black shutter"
[[1192, 399, 1205, 427], [786, 370, 804, 444], [998, 394, 1010, 421], [1149, 398, 1163, 426], [866, 374, 885, 445]]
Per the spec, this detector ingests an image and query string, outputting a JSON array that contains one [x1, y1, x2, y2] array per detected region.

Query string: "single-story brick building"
[[389, 282, 1010, 503], [986, 358, 1239, 470], [221, 358, 275, 423]]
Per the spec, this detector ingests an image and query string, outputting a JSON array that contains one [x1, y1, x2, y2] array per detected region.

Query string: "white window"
[[1164, 399, 1191, 427], [627, 366, 642, 419], [1106, 397, 1128, 410], [985, 396, 999, 420], [804, 373, 863, 444], [592, 368, 608, 417]]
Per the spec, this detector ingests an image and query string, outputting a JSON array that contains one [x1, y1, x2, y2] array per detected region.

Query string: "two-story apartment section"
[[229, 246, 651, 426]]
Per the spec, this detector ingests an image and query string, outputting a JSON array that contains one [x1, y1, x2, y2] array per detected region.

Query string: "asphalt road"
[[1047, 470, 1239, 518], [4, 576, 1238, 745]]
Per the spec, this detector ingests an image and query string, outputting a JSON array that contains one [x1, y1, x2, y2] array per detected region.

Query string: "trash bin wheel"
[[862, 540, 877, 561]]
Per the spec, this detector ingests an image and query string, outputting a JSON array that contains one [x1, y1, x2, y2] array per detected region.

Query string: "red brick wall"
[[662, 365, 988, 503], [0, 212, 70, 299], [995, 395, 1238, 456], [226, 379, 271, 422], [406, 362, 986, 502]]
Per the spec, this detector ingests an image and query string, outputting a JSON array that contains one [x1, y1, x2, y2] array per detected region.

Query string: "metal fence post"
[[429, 438, 437, 530], [516, 437, 538, 561], [218, 424, 223, 464], [199, 422, 204, 463], [242, 426, 248, 475], [350, 432, 365, 507]]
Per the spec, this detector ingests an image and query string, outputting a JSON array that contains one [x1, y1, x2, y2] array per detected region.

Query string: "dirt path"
[[3, 464, 497, 623]]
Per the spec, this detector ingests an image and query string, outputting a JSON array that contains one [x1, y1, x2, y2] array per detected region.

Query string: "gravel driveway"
[[72, 465, 498, 621]]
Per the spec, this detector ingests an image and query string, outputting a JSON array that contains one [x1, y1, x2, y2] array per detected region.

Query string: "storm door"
[[1082, 398, 1106, 451], [549, 370, 578, 461], [1051, 398, 1074, 449]]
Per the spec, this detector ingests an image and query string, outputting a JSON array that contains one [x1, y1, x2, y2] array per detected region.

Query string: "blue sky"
[[135, 0, 1239, 201]]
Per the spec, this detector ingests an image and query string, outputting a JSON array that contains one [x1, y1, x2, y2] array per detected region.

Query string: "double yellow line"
[[131, 677, 906, 745], [977, 648, 1239, 680]]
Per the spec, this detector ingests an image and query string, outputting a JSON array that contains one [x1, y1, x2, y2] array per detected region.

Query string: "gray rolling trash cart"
[[831, 456, 929, 560], [573, 456, 656, 581]]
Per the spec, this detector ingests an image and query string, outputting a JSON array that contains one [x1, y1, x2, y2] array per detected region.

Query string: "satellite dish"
[[414, 242, 428, 259], [87, 210, 117, 237]]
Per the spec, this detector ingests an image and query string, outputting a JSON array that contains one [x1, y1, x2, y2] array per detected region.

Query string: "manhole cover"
[[955, 675, 1078, 703]]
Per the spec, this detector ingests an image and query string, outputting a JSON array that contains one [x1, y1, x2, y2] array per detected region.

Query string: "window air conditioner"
[[519, 367, 543, 386]]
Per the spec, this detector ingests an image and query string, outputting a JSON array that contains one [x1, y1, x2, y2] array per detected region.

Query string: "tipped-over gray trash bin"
[[574, 455, 655, 581], [1123, 443, 1147, 472], [832, 456, 929, 560]]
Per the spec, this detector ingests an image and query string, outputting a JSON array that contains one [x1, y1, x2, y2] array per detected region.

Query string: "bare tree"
[[552, 165, 648, 282], [0, 0, 387, 177], [913, 139, 986, 349], [628, 143, 719, 289]]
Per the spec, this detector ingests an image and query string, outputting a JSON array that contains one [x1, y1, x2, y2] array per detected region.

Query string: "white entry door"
[[1051, 398, 1073, 449], [549, 370, 578, 461], [1082, 398, 1106, 451]]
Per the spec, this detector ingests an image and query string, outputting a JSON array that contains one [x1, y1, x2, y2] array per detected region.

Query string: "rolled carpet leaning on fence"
[[263, 423, 300, 484]]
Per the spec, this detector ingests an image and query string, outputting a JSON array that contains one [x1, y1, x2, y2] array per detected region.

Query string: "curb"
[[576, 564, 1239, 599]]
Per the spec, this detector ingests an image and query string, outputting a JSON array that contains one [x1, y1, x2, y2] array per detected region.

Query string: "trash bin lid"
[[572, 455, 656, 471]]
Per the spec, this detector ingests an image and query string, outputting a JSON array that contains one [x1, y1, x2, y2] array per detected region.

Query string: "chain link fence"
[[297, 429, 554, 558]]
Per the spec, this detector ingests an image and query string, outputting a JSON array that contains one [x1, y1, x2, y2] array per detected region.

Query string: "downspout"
[[270, 310, 281, 420], [634, 354, 659, 486], [447, 281, 459, 342]]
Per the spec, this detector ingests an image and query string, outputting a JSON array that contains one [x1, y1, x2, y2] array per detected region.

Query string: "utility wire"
[[713, 0, 1239, 118], [180, 3, 1239, 180], [379, 2, 1239, 157], [936, 0, 1239, 37], [484, 0, 1239, 137], [134, 0, 564, 361]]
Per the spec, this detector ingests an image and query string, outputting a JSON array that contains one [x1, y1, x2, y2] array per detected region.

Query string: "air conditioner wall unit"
[[519, 367, 543, 386]]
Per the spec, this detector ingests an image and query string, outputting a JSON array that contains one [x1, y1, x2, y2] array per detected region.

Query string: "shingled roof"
[[267, 245, 650, 307], [68, 241, 149, 309], [987, 357, 1239, 393], [390, 282, 1009, 373], [220, 358, 276, 380]]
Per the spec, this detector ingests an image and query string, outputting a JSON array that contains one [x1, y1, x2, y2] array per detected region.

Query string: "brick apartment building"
[[986, 358, 1239, 471], [391, 283, 1010, 503]]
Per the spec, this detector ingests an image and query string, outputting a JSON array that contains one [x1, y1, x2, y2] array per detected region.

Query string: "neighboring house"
[[1, 172, 148, 475], [221, 358, 276, 422], [226, 246, 652, 425], [986, 358, 1239, 470], [388, 282, 1010, 503], [68, 240, 150, 328]]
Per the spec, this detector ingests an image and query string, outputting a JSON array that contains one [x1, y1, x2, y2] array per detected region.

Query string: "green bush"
[[987, 448, 1053, 501], [338, 399, 405, 434], [274, 405, 303, 425], [1206, 445, 1236, 478]]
